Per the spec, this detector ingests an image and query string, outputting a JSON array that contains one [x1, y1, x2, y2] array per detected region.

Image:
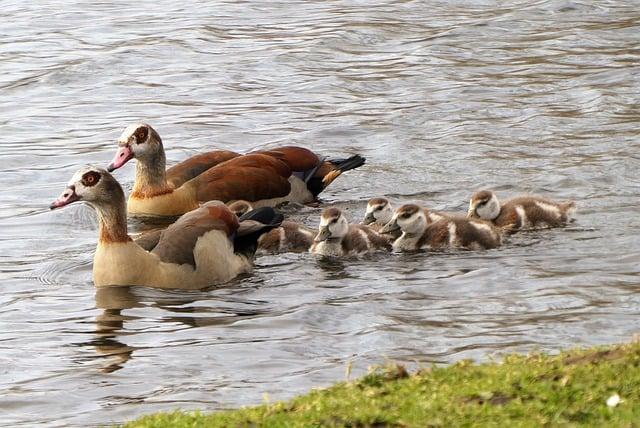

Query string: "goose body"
[[228, 200, 315, 253], [50, 167, 282, 289], [467, 190, 576, 232], [310, 207, 391, 257], [381, 204, 501, 252], [107, 123, 365, 217]]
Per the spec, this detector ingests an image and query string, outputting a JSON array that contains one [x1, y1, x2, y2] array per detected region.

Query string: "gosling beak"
[[467, 205, 477, 218], [362, 212, 376, 225], [107, 145, 133, 172], [380, 219, 400, 234], [314, 226, 332, 242], [50, 186, 80, 210]]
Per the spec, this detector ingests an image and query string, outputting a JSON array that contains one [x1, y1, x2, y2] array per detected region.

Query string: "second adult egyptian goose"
[[50, 167, 283, 289], [107, 123, 366, 217], [467, 190, 576, 232]]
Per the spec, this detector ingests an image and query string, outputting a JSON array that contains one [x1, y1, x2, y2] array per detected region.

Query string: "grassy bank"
[[125, 341, 640, 427]]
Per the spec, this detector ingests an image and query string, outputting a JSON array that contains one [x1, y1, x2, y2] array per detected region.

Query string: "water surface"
[[1, 0, 639, 426]]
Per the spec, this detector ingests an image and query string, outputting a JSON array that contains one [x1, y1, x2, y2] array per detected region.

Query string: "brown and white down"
[[467, 190, 576, 232], [362, 197, 449, 241], [107, 123, 365, 217], [380, 204, 502, 252], [50, 167, 282, 289], [310, 207, 392, 257], [228, 200, 315, 253]]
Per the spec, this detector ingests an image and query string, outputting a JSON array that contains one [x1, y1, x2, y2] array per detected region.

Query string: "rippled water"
[[1, 0, 639, 426]]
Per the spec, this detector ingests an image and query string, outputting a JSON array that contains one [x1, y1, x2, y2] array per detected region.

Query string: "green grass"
[[124, 341, 640, 427]]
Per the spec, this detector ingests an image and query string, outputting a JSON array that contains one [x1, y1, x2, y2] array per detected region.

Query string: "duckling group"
[[51, 123, 576, 289]]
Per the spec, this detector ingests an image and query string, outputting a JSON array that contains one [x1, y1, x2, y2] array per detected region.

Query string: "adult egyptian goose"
[[107, 123, 366, 217], [50, 167, 283, 289], [310, 207, 391, 257], [467, 190, 576, 232], [381, 204, 502, 252], [228, 200, 315, 253]]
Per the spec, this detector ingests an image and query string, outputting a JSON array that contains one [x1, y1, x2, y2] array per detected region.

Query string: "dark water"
[[1, 0, 639, 426]]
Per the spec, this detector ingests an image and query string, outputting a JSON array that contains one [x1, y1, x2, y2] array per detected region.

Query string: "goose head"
[[107, 123, 163, 171], [315, 207, 348, 242], [363, 197, 393, 226], [50, 166, 124, 211], [468, 190, 500, 220], [380, 204, 427, 236]]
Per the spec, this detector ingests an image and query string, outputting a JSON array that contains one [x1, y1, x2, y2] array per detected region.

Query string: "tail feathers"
[[320, 154, 366, 187], [307, 154, 366, 198], [328, 154, 366, 174], [234, 207, 284, 256]]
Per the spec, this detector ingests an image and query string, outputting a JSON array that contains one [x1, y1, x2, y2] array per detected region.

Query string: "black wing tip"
[[238, 206, 284, 227], [329, 154, 366, 172]]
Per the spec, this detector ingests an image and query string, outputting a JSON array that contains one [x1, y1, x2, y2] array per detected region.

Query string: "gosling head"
[[380, 204, 427, 236], [50, 166, 124, 210], [315, 207, 349, 242], [468, 190, 500, 220], [107, 123, 163, 171], [227, 200, 254, 218], [363, 197, 393, 226]]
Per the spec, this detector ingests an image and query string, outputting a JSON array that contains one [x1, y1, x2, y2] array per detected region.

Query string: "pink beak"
[[107, 145, 134, 172], [50, 186, 80, 210]]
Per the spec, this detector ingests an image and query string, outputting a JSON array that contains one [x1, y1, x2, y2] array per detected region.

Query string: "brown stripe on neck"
[[96, 197, 132, 244], [99, 226, 132, 243], [131, 187, 174, 199]]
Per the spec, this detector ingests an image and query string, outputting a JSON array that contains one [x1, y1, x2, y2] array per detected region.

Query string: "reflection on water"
[[1, 0, 639, 426]]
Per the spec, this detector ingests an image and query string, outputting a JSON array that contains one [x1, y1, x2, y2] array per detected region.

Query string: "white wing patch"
[[515, 205, 528, 228], [278, 227, 286, 251], [447, 222, 458, 246], [535, 201, 561, 219], [471, 221, 493, 234]]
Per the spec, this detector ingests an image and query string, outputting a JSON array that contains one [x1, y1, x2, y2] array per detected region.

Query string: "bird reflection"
[[89, 285, 270, 372], [92, 286, 141, 373], [315, 257, 349, 281]]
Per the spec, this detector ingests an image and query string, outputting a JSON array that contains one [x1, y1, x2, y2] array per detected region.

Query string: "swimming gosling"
[[467, 190, 576, 232], [381, 204, 501, 252], [311, 207, 391, 257]]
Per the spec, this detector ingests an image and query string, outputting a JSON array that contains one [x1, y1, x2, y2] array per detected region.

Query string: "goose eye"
[[375, 206, 383, 211], [81, 171, 101, 187], [401, 213, 410, 219], [136, 127, 148, 143], [330, 218, 338, 224], [478, 200, 487, 207]]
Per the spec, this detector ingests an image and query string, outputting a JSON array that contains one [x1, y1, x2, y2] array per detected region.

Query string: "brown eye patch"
[[135, 126, 149, 143], [82, 171, 101, 187]]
